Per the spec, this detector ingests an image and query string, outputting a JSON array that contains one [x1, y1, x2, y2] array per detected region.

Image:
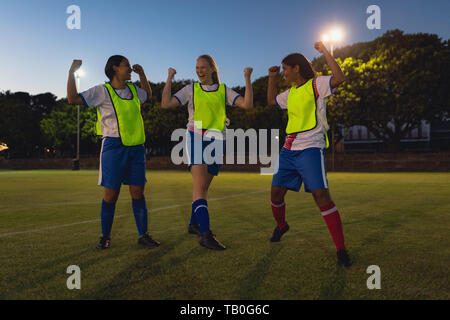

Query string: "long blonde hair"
[[197, 54, 220, 84]]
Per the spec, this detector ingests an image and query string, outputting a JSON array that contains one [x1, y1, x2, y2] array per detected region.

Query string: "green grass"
[[0, 170, 449, 300]]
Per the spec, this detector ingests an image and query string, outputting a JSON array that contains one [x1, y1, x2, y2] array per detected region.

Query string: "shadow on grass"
[[348, 216, 404, 265], [234, 245, 283, 299], [318, 267, 348, 299], [79, 233, 207, 299], [0, 245, 119, 299]]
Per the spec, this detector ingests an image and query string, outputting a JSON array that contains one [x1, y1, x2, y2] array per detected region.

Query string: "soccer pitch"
[[0, 170, 448, 300]]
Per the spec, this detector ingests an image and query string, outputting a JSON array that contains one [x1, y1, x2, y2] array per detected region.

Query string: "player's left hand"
[[244, 67, 253, 78], [133, 64, 144, 75], [314, 41, 327, 54]]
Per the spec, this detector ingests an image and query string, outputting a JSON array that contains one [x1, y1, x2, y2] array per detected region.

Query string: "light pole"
[[322, 28, 343, 172], [74, 69, 84, 169]]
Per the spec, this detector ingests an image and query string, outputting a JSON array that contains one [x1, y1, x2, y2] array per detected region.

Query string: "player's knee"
[[312, 189, 331, 204], [271, 190, 285, 204], [104, 194, 119, 204], [104, 188, 120, 203], [129, 187, 144, 199]]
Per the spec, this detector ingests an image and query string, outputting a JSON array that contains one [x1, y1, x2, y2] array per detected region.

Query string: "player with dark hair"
[[267, 42, 352, 267], [67, 56, 160, 249]]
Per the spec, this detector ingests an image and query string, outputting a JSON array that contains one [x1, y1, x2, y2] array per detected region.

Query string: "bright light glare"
[[75, 69, 85, 78], [330, 29, 343, 42], [322, 28, 344, 43]]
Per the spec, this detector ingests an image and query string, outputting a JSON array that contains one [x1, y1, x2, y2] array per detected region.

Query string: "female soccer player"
[[161, 55, 253, 250], [267, 42, 352, 267], [67, 56, 160, 249]]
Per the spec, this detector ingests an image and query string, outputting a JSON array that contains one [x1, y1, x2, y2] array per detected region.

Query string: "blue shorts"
[[99, 137, 147, 190], [186, 130, 225, 176], [272, 147, 328, 193]]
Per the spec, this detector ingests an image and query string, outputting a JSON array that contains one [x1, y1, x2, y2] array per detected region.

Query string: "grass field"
[[0, 170, 449, 300]]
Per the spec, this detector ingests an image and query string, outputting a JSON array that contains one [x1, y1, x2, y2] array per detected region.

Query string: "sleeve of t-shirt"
[[172, 84, 192, 106], [135, 86, 148, 104], [226, 86, 241, 107], [79, 85, 107, 108], [315, 75, 337, 98], [275, 89, 290, 110]]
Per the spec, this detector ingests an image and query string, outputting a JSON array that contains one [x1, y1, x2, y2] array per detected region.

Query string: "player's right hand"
[[70, 60, 82, 73], [268, 66, 280, 77], [168, 68, 177, 78]]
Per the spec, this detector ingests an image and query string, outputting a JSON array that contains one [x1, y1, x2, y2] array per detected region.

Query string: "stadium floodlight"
[[322, 28, 344, 57], [0, 143, 8, 152], [74, 69, 84, 166], [322, 28, 343, 171]]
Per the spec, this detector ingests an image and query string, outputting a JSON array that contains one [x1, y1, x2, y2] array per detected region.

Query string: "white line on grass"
[[0, 190, 266, 238]]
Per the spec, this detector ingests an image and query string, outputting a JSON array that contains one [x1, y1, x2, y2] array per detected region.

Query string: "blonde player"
[[162, 55, 253, 250]]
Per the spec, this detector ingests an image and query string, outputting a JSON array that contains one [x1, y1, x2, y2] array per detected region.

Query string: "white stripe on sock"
[[321, 206, 337, 216], [194, 204, 208, 213], [271, 202, 285, 208]]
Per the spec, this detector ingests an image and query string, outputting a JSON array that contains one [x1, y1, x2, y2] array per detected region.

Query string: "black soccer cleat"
[[199, 231, 226, 251], [270, 223, 290, 242], [96, 236, 111, 249], [138, 233, 161, 248], [337, 248, 352, 267], [188, 223, 202, 236]]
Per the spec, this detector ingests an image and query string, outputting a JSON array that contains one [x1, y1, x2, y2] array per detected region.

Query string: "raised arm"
[[133, 64, 152, 102], [67, 60, 84, 105], [267, 66, 280, 107], [314, 41, 345, 88], [234, 67, 253, 110], [161, 68, 180, 109]]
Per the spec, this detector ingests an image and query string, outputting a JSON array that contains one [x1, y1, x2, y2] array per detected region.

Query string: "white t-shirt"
[[79, 83, 148, 138], [173, 83, 241, 135], [275, 75, 336, 150]]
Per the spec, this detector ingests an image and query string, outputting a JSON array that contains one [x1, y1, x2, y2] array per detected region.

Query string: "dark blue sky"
[[1, 0, 449, 98]]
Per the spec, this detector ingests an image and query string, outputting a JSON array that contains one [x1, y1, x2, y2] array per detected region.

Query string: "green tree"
[[40, 101, 100, 157], [0, 91, 56, 157], [314, 30, 450, 151]]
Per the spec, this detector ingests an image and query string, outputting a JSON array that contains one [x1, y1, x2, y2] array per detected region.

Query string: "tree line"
[[0, 30, 448, 158]]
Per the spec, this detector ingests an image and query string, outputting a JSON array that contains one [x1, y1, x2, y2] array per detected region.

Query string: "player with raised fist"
[[161, 55, 254, 251], [67, 55, 160, 250]]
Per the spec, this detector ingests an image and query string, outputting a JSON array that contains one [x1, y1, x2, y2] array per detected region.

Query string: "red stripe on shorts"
[[283, 133, 297, 150]]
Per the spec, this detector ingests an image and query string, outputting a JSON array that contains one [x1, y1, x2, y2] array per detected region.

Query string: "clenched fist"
[[70, 60, 82, 73], [132, 64, 144, 75], [244, 67, 253, 78], [268, 66, 280, 77], [168, 68, 177, 79], [314, 41, 327, 54]]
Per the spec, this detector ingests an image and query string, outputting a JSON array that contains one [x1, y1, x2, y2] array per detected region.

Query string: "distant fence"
[[1, 152, 450, 172]]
